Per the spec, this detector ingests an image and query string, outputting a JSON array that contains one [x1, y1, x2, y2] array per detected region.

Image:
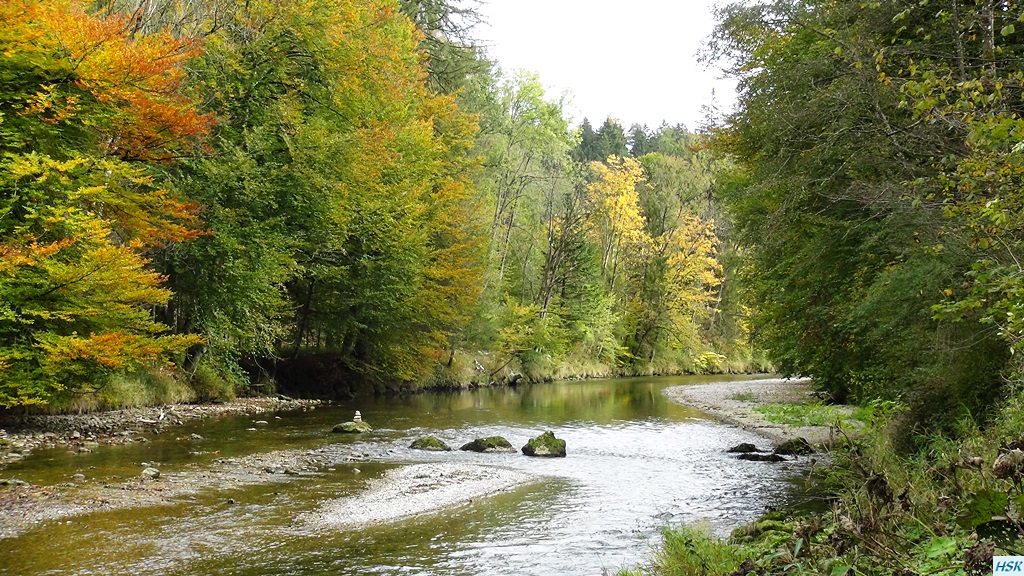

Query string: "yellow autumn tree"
[[587, 155, 653, 290], [663, 214, 723, 338]]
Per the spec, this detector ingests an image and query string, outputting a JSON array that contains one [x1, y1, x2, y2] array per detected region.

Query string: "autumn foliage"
[[0, 0, 207, 406], [2, 0, 736, 407]]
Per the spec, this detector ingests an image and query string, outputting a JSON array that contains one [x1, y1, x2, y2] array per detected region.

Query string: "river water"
[[0, 375, 816, 575]]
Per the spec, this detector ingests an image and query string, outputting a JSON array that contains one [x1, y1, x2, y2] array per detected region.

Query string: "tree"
[[587, 156, 652, 291], [467, 70, 574, 285], [708, 0, 1009, 421], [0, 0, 208, 405], [398, 0, 487, 93], [162, 0, 484, 388], [628, 124, 652, 157]]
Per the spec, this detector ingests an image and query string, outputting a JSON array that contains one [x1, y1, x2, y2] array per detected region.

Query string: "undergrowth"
[[753, 401, 875, 428], [625, 393, 1024, 575]]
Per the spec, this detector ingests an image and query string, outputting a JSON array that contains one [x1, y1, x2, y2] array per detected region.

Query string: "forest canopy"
[[0, 0, 745, 408], [707, 0, 1024, 428]]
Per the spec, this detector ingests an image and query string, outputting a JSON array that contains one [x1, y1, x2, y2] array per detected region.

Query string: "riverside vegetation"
[[624, 0, 1024, 574], [7, 1, 1024, 575]]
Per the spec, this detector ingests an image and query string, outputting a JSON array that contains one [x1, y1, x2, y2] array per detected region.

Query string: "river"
[[0, 375, 816, 575]]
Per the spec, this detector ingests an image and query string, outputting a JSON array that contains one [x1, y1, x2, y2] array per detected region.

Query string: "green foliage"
[[753, 402, 849, 428], [188, 361, 238, 404], [708, 0, 1011, 424], [163, 0, 485, 387], [619, 524, 744, 576], [2, 0, 763, 407], [0, 0, 205, 406]]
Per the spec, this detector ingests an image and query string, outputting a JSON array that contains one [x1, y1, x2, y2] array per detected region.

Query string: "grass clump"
[[728, 391, 758, 402], [620, 524, 745, 576], [44, 368, 196, 413], [753, 402, 848, 427], [188, 362, 239, 403]]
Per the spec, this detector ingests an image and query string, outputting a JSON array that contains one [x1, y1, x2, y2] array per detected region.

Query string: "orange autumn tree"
[[0, 0, 209, 406]]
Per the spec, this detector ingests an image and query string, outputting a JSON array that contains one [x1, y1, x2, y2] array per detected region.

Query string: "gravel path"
[[663, 377, 846, 447], [303, 463, 537, 529]]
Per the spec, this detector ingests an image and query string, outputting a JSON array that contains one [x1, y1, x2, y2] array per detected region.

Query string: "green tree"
[[708, 0, 1010, 421]]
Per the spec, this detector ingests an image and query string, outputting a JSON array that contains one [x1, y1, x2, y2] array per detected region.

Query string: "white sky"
[[474, 0, 737, 131]]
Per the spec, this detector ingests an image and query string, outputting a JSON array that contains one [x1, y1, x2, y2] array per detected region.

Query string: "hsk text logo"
[[995, 557, 1024, 573]]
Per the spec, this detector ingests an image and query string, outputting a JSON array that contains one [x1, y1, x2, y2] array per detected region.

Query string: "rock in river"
[[409, 436, 452, 451], [521, 431, 566, 457], [459, 436, 515, 453], [332, 421, 373, 434], [141, 467, 160, 480], [774, 437, 814, 456], [726, 442, 759, 453], [738, 453, 786, 463]]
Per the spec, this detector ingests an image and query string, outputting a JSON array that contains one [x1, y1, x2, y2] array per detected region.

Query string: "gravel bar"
[[304, 463, 537, 529], [663, 377, 845, 446]]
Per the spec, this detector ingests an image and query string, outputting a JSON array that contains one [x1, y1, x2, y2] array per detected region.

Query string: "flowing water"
[[0, 375, 818, 575]]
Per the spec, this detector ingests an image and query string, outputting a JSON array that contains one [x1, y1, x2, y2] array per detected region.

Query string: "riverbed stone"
[[727, 442, 759, 453], [141, 467, 160, 480], [459, 436, 516, 453], [332, 421, 373, 434], [410, 436, 452, 451], [773, 437, 814, 456], [521, 431, 567, 457]]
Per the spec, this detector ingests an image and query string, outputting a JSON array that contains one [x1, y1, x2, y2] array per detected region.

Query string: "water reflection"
[[0, 374, 811, 576]]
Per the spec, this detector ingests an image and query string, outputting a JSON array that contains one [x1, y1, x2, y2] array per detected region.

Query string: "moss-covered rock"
[[332, 421, 373, 434], [729, 517, 796, 545], [774, 437, 814, 455], [459, 436, 515, 453], [521, 431, 567, 457], [410, 436, 452, 451]]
